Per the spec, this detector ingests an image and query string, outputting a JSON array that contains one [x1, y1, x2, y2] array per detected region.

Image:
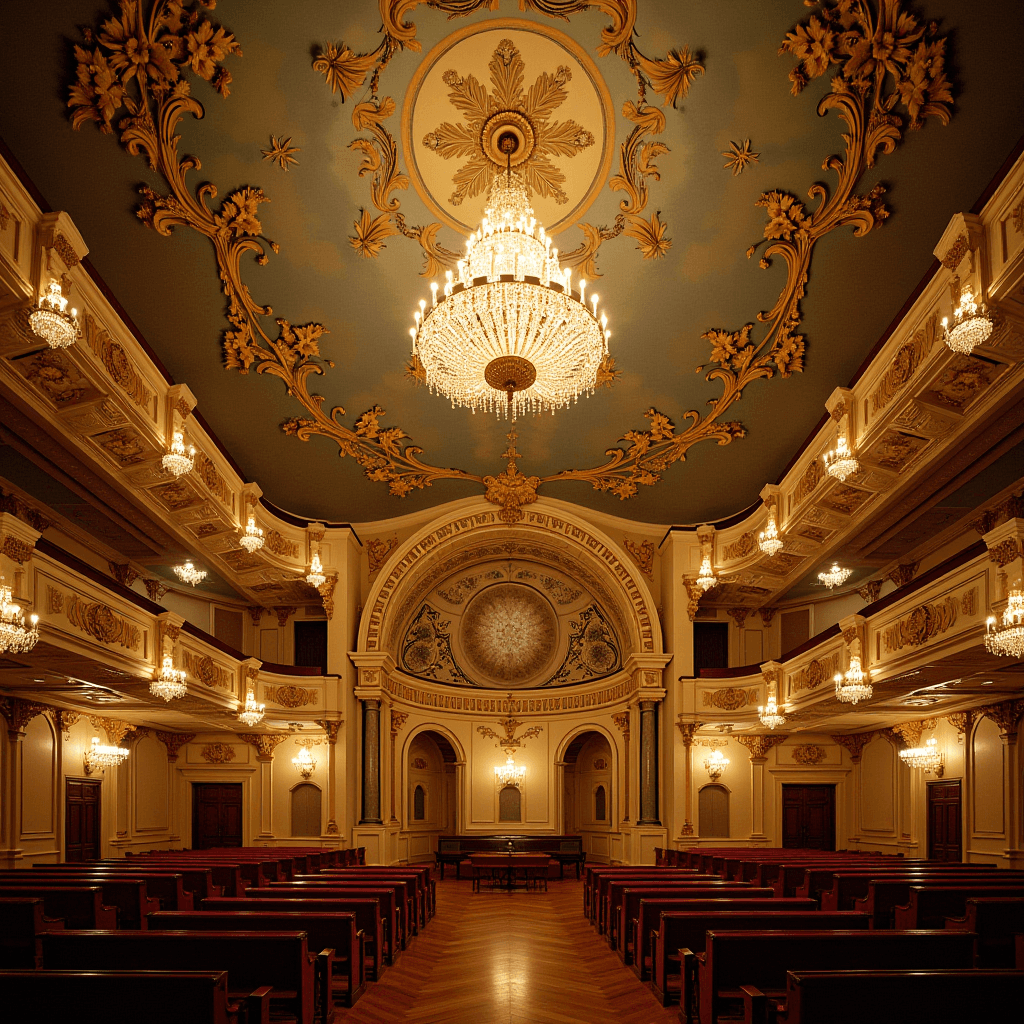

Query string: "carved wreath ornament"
[[67, 1, 954, 519]]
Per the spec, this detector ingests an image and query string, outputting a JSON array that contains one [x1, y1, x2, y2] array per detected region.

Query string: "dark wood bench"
[[114, 860, 246, 896], [30, 864, 222, 901], [314, 868, 434, 922], [694, 930, 975, 1024], [304, 871, 428, 928], [769, 860, 917, 898], [0, 875, 160, 928], [0, 886, 117, 929], [793, 864, 999, 901], [0, 897, 64, 968], [594, 872, 718, 932], [584, 866, 698, 918], [818, 869, 1020, 911], [944, 897, 1024, 967], [266, 881, 414, 946], [852, 876, 1024, 928], [895, 885, 1024, 929], [0, 969, 271, 1024], [149, 909, 366, 1006], [42, 929, 323, 1024]]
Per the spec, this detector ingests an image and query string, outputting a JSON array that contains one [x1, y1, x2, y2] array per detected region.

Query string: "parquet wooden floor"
[[336, 876, 680, 1024]]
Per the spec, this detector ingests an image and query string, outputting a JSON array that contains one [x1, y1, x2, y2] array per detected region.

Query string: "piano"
[[435, 834, 585, 879]]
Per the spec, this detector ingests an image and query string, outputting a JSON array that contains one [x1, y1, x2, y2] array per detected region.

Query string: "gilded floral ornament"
[[723, 139, 759, 176], [261, 134, 300, 171]]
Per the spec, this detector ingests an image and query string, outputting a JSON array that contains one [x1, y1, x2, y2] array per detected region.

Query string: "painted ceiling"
[[1, 0, 1021, 526]]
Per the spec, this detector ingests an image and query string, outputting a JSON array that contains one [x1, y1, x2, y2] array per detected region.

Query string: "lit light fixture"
[[150, 654, 187, 702], [899, 736, 943, 773], [306, 549, 326, 588], [942, 287, 993, 354], [239, 513, 265, 554], [703, 748, 729, 781], [237, 688, 265, 727], [292, 746, 317, 780], [161, 431, 195, 478], [985, 580, 1024, 658], [495, 753, 525, 788], [818, 563, 853, 590], [834, 656, 872, 704], [823, 434, 859, 482], [695, 530, 718, 592], [29, 278, 79, 348], [410, 155, 607, 420], [0, 577, 40, 654], [84, 735, 129, 774], [758, 685, 787, 730], [758, 504, 784, 557], [174, 561, 207, 587]]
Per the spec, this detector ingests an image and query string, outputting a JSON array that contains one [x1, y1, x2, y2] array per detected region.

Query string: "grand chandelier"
[[0, 577, 40, 654], [495, 754, 525, 788], [239, 513, 265, 553], [758, 505, 784, 557], [758, 687, 787, 730], [834, 656, 872, 704], [703, 749, 729, 781], [174, 561, 207, 587], [823, 435, 859, 482], [86, 736, 130, 768], [942, 287, 993, 354], [29, 278, 79, 348], [410, 148, 607, 420], [292, 746, 317, 780], [985, 581, 1024, 658], [150, 654, 187, 702], [818, 563, 853, 589], [306, 549, 326, 588], [899, 736, 942, 771], [161, 431, 195, 478], [238, 687, 265, 727]]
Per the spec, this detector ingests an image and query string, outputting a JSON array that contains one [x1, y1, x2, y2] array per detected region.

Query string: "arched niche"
[[561, 727, 614, 860], [698, 783, 730, 838], [290, 781, 322, 837], [21, 713, 56, 836], [403, 726, 462, 855]]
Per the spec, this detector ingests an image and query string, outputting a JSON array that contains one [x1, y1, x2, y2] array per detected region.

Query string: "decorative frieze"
[[702, 687, 758, 711], [200, 743, 237, 764], [623, 538, 654, 577], [791, 744, 827, 765], [183, 651, 230, 689], [790, 652, 840, 693], [48, 586, 141, 651], [367, 536, 399, 575], [82, 314, 152, 410], [264, 684, 319, 708], [882, 596, 958, 653]]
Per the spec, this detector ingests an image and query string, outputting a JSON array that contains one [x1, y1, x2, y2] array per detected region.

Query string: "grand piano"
[[435, 834, 585, 879]]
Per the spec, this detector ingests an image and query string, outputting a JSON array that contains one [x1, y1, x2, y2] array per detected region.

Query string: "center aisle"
[[337, 876, 681, 1024]]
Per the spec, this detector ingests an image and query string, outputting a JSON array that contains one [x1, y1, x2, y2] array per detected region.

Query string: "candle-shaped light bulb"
[[591, 294, 599, 317], [430, 281, 438, 306], [419, 299, 426, 313], [601, 314, 607, 329], [414, 310, 421, 326]]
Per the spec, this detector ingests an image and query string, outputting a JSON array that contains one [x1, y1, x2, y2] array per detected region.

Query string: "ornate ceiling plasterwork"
[[65, 0, 954, 519]]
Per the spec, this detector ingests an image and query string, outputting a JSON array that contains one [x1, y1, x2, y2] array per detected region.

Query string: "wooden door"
[[927, 780, 962, 861], [781, 784, 835, 850], [693, 622, 729, 673], [65, 779, 101, 861], [192, 783, 243, 849]]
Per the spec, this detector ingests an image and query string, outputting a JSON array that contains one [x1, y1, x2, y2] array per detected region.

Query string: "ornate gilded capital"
[[316, 719, 342, 744], [154, 730, 195, 761], [0, 697, 48, 737], [727, 607, 752, 629], [884, 720, 925, 751], [318, 574, 338, 621], [945, 711, 973, 736], [831, 731, 874, 763], [50, 708, 81, 741], [736, 733, 786, 761], [682, 578, 704, 622], [390, 709, 409, 738], [978, 699, 1024, 739], [238, 733, 290, 761], [89, 716, 136, 747], [611, 711, 630, 740], [675, 718, 704, 747]]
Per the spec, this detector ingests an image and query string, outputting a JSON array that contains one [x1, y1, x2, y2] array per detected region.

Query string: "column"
[[361, 699, 382, 824], [638, 700, 660, 825], [612, 711, 631, 824], [315, 720, 342, 837], [154, 732, 195, 844], [389, 709, 408, 825], [675, 720, 703, 839], [238, 734, 288, 840], [979, 701, 1024, 868], [737, 735, 787, 841]]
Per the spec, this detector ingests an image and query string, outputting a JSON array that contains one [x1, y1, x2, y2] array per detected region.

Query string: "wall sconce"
[[495, 754, 525, 788], [703, 748, 729, 781], [899, 737, 944, 777], [84, 736, 129, 776], [292, 746, 317, 779]]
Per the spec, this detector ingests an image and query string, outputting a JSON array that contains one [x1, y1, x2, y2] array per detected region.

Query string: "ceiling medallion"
[[150, 654, 188, 702], [29, 278, 79, 349], [0, 577, 40, 654], [818, 563, 852, 590], [942, 287, 993, 354], [985, 581, 1024, 658], [174, 561, 207, 587]]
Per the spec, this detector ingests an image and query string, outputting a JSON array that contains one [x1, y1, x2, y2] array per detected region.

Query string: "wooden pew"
[[794, 864, 1002, 902], [594, 872, 719, 932], [852, 876, 1024, 928], [770, 860, 922, 898], [585, 868, 701, 922], [744, 968, 1024, 1024], [0, 886, 117, 929], [30, 864, 221, 901], [42, 929, 322, 1024], [894, 885, 1024, 930], [652, 911, 868, 1010], [694, 930, 975, 1024], [267, 880, 415, 943], [0, 897, 64, 968], [0, 875, 160, 928], [314, 867, 435, 921], [149, 909, 366, 1006], [0, 969, 271, 1024], [109, 860, 246, 897], [820, 870, 1021, 911], [944, 896, 1024, 967]]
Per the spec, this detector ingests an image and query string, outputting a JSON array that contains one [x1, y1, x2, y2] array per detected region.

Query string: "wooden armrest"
[[356, 928, 367, 990], [740, 985, 767, 1024], [244, 986, 273, 1024], [316, 947, 336, 1023]]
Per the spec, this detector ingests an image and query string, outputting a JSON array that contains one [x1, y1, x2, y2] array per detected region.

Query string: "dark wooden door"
[[65, 779, 101, 861], [693, 622, 729, 673], [192, 783, 243, 849], [294, 620, 328, 674], [782, 784, 835, 850], [928, 780, 962, 861]]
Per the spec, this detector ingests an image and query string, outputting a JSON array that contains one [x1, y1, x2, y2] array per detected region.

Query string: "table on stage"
[[468, 853, 552, 892]]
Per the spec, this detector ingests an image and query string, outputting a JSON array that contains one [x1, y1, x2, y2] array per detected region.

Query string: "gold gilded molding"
[[2, 536, 34, 564], [701, 687, 758, 711], [857, 580, 883, 603], [53, 234, 81, 268], [482, 430, 539, 524], [108, 562, 139, 588], [261, 134, 299, 171], [264, 684, 319, 708], [200, 742, 237, 763], [723, 532, 757, 561], [871, 316, 938, 412], [790, 652, 840, 694], [736, 734, 786, 761], [263, 530, 298, 559], [82, 315, 152, 410], [723, 139, 759, 176], [987, 538, 1022, 569], [792, 743, 826, 765], [54, 589, 141, 651], [623, 539, 654, 578], [154, 730, 194, 761], [0, 697, 47, 736], [183, 650, 230, 689], [238, 733, 289, 761], [882, 596, 958, 653], [367, 536, 399, 576], [832, 731, 873, 763]]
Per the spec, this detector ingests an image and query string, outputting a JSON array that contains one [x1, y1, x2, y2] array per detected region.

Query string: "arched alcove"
[[561, 728, 614, 862], [698, 784, 730, 837], [404, 728, 460, 863], [291, 782, 322, 837], [499, 785, 522, 822]]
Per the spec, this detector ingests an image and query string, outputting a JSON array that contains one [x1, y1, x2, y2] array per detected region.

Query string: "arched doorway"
[[404, 729, 459, 863], [562, 730, 613, 862]]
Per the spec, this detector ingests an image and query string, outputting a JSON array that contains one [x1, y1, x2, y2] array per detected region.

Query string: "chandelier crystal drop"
[[174, 561, 207, 587], [150, 654, 188, 702], [758, 506, 784, 557], [29, 278, 79, 348], [410, 166, 607, 420], [985, 581, 1024, 658], [899, 736, 942, 771], [239, 514, 265, 553], [495, 754, 525, 788], [823, 435, 859, 482], [306, 551, 326, 588], [696, 552, 718, 593], [818, 563, 853, 589], [703, 748, 729, 781], [0, 577, 40, 654], [161, 431, 195, 478], [758, 689, 787, 730], [87, 736, 130, 768], [942, 287, 993, 354], [292, 746, 317, 779], [834, 656, 872, 704], [237, 688, 265, 727]]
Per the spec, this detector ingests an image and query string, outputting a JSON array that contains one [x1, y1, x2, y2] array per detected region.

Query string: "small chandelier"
[[823, 435, 859, 482], [942, 287, 993, 354], [174, 561, 207, 587], [292, 746, 317, 780], [306, 550, 326, 588], [703, 749, 729, 781], [411, 153, 607, 420], [0, 577, 40, 654], [162, 431, 195, 478], [758, 505, 784, 557], [899, 736, 942, 772], [237, 688, 265, 727], [985, 581, 1024, 658], [758, 687, 787, 730], [239, 513, 265, 554], [834, 656, 872, 704], [85, 735, 130, 771], [29, 278, 79, 349], [150, 654, 187, 702], [818, 563, 853, 589], [495, 754, 525, 788]]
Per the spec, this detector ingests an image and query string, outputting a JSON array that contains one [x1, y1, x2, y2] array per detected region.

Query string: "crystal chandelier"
[[292, 746, 317, 780], [942, 287, 993, 354], [834, 656, 872, 704], [29, 278, 79, 348], [237, 688, 265, 727], [758, 687, 787, 730], [823, 435, 859, 482], [985, 581, 1024, 658], [410, 149, 607, 420], [306, 550, 326, 588], [86, 735, 130, 769], [0, 577, 40, 654], [899, 736, 942, 771], [495, 754, 525, 788], [174, 561, 207, 587], [758, 505, 784, 557], [161, 431, 195, 478], [703, 749, 729, 781], [239, 513, 265, 553], [818, 563, 853, 589], [150, 654, 187, 702]]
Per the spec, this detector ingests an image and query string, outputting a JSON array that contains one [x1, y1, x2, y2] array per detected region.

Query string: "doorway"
[[693, 622, 729, 673], [65, 779, 101, 861], [294, 620, 328, 673], [782, 784, 835, 849], [927, 780, 962, 861], [192, 783, 243, 849]]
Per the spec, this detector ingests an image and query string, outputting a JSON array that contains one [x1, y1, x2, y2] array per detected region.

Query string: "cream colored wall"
[[569, 732, 614, 863]]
